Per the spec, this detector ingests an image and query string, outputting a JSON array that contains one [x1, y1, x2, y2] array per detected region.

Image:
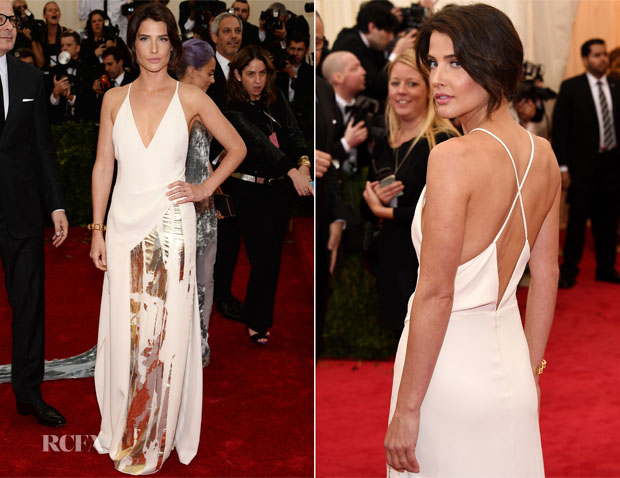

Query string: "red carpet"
[[317, 234, 620, 477], [0, 219, 313, 477]]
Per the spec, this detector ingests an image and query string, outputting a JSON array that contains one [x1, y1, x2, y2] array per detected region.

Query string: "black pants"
[[561, 150, 620, 278], [213, 214, 241, 303], [0, 206, 45, 404], [227, 178, 289, 333]]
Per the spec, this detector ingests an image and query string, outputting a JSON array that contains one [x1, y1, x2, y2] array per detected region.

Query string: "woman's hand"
[[385, 409, 421, 474], [167, 180, 212, 204], [94, 43, 106, 57], [288, 167, 313, 197], [90, 232, 107, 271], [372, 178, 404, 205]]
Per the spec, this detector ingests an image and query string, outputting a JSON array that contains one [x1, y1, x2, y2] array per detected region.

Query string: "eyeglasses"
[[0, 14, 17, 27], [316, 36, 329, 50]]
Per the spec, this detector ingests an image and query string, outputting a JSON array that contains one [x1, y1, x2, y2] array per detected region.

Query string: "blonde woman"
[[363, 50, 458, 332]]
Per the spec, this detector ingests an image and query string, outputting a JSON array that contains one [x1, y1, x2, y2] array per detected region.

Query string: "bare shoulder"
[[178, 82, 216, 113], [532, 134, 561, 180], [102, 85, 128, 123], [427, 135, 478, 184]]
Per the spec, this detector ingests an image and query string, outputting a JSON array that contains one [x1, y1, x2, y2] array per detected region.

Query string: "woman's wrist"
[[201, 179, 214, 200]]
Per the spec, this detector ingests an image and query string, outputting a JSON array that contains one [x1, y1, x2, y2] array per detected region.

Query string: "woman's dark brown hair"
[[415, 3, 523, 117], [225, 45, 277, 107], [126, 3, 182, 71]]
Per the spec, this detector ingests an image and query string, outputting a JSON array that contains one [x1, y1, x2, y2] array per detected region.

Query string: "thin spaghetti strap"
[[516, 131, 535, 240], [470, 128, 522, 243]]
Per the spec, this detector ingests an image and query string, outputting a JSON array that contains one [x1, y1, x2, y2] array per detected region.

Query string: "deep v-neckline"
[[128, 82, 177, 150]]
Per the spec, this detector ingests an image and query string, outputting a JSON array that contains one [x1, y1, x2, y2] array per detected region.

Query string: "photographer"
[[332, 1, 415, 103], [36, 1, 68, 70], [78, 0, 129, 41], [513, 61, 556, 138], [178, 0, 226, 39], [11, 0, 44, 67], [322, 50, 370, 176], [92, 46, 135, 115], [259, 2, 309, 71], [80, 9, 129, 74], [48, 31, 97, 123]]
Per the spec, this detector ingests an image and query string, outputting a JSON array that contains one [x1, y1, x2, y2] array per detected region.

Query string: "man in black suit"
[[331, 1, 414, 103], [315, 12, 349, 356], [552, 38, 620, 287], [321, 50, 369, 175], [92, 46, 136, 115], [276, 31, 312, 103], [0, 0, 68, 426], [48, 31, 97, 123], [209, 11, 245, 320], [232, 0, 258, 47]]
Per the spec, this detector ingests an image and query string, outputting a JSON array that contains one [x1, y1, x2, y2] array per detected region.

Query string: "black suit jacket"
[[207, 58, 227, 111], [276, 61, 313, 103], [316, 76, 347, 262], [552, 73, 620, 181], [241, 21, 259, 47], [332, 27, 388, 102], [48, 61, 98, 123], [0, 55, 65, 238]]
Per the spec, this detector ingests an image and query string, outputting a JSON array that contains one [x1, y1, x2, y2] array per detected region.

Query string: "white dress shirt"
[[216, 51, 231, 80], [0, 54, 9, 120]]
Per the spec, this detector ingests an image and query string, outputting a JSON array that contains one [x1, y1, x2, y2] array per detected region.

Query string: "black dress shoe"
[[558, 273, 576, 289], [595, 270, 620, 284], [17, 400, 66, 427], [217, 298, 244, 322]]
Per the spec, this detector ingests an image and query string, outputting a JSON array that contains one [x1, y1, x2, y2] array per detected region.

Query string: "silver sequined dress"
[[185, 120, 217, 365]]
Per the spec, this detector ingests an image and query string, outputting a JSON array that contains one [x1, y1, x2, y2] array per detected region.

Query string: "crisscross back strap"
[[470, 128, 534, 243]]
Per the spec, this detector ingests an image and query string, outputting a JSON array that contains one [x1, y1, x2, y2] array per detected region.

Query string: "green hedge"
[[52, 121, 98, 227], [321, 168, 400, 359]]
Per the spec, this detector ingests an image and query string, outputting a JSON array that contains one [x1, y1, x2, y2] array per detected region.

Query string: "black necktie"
[[0, 75, 5, 137], [597, 80, 615, 150]]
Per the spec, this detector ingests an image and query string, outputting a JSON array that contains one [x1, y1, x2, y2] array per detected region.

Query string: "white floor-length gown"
[[94, 81, 202, 475], [389, 129, 544, 477]]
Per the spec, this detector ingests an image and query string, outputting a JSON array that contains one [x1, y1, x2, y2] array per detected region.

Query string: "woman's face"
[[236, 58, 267, 101], [43, 2, 60, 24], [189, 57, 216, 91], [91, 14, 104, 36], [427, 31, 489, 123], [388, 62, 428, 123], [134, 19, 171, 73]]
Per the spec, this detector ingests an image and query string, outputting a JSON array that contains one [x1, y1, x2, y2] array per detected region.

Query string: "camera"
[[101, 21, 120, 43], [99, 74, 112, 92], [348, 95, 380, 127], [14, 7, 45, 39], [400, 3, 428, 32], [515, 61, 557, 103], [260, 8, 283, 36]]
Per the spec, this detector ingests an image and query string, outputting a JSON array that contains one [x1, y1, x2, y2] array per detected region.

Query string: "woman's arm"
[[524, 157, 561, 379], [384, 140, 470, 473], [89, 89, 118, 271], [169, 87, 246, 204]]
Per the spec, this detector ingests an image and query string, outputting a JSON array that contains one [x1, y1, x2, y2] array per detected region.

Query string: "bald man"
[[322, 50, 368, 174]]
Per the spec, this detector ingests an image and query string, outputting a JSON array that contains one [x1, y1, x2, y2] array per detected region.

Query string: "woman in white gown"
[[89, 3, 245, 474], [383, 5, 561, 477]]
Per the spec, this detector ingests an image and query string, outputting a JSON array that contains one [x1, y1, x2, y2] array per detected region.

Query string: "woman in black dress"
[[37, 1, 67, 70], [363, 50, 458, 332], [224, 44, 312, 344]]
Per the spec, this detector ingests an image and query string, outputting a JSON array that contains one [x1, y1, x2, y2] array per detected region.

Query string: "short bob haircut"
[[126, 3, 182, 71], [226, 44, 277, 107], [176, 38, 215, 78], [416, 3, 523, 117]]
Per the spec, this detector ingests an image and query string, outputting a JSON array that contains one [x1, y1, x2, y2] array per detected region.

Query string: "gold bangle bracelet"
[[88, 223, 107, 231], [536, 359, 547, 375], [298, 158, 311, 168]]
